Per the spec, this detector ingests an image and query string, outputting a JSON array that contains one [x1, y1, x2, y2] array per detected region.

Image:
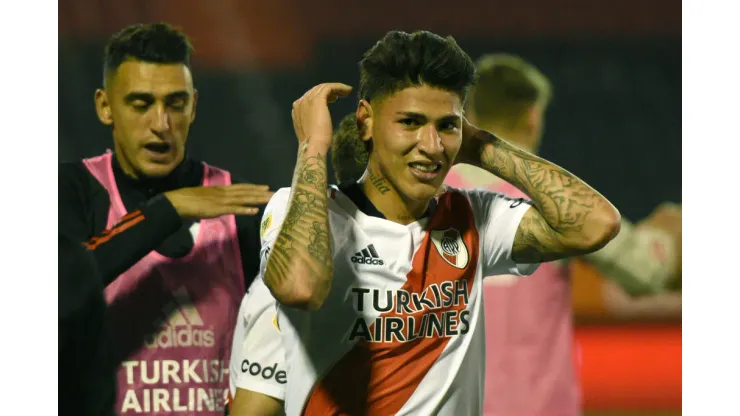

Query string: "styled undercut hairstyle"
[[468, 53, 553, 127], [358, 30, 477, 104], [102, 22, 194, 86], [331, 113, 368, 184]]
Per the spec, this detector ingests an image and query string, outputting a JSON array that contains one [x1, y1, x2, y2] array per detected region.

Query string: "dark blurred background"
[[59, 0, 681, 413], [59, 0, 680, 222]]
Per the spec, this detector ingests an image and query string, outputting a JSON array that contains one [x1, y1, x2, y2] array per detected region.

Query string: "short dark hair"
[[102, 23, 194, 86], [331, 113, 369, 184], [469, 53, 552, 125], [358, 30, 477, 103]]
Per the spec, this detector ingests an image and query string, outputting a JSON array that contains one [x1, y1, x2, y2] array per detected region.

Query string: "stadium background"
[[59, 0, 682, 414]]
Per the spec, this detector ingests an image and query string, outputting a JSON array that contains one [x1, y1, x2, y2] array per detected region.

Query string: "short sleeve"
[[228, 279, 287, 400], [463, 188, 540, 277]]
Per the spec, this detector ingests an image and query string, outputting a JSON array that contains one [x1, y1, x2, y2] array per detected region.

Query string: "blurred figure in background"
[[58, 23, 274, 415], [445, 53, 681, 416], [330, 54, 681, 416]]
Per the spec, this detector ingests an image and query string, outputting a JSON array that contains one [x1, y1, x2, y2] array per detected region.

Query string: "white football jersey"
[[228, 277, 286, 402], [261, 184, 538, 416]]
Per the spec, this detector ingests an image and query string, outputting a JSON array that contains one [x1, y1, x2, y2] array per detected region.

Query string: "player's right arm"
[[264, 83, 352, 311], [58, 162, 273, 286]]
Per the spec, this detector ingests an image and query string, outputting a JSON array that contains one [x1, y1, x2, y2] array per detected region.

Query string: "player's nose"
[[150, 105, 171, 133], [416, 125, 445, 156]]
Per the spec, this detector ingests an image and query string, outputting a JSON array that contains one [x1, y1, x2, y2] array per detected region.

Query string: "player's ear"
[[190, 89, 198, 123], [94, 89, 113, 126], [356, 100, 373, 143]]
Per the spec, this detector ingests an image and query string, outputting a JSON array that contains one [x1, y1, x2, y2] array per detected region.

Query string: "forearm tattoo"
[[266, 147, 333, 291], [480, 134, 612, 263]]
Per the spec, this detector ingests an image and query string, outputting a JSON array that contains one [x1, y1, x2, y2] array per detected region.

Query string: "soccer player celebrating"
[[259, 30, 621, 415], [58, 23, 273, 415], [329, 54, 681, 415]]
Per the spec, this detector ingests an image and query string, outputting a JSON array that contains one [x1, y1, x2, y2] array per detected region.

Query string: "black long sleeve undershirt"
[[58, 157, 262, 289]]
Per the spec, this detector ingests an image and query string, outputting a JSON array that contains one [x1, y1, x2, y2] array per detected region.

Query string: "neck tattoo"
[[368, 169, 391, 194]]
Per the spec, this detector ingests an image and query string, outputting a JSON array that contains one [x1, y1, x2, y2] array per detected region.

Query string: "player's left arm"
[[229, 389, 284, 416], [460, 121, 621, 263], [226, 282, 286, 416]]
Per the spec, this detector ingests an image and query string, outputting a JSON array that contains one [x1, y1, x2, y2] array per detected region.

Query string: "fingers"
[[290, 82, 353, 146], [228, 185, 275, 205], [232, 207, 261, 216], [317, 83, 353, 103], [208, 185, 275, 208], [304, 83, 353, 102], [228, 183, 270, 192]]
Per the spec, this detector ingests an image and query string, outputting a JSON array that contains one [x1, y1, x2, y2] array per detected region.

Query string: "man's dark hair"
[[102, 23, 194, 86], [358, 30, 477, 103], [331, 113, 368, 184]]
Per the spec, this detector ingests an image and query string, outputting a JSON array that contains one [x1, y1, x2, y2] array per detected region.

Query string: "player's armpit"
[[229, 388, 284, 416]]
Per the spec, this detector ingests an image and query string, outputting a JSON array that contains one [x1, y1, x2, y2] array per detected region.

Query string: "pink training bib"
[[84, 153, 246, 415]]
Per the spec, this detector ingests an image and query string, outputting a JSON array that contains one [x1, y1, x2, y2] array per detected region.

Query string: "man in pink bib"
[[58, 23, 274, 415]]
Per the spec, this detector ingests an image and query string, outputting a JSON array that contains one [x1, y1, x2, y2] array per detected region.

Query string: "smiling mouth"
[[408, 161, 442, 174], [144, 143, 172, 154]]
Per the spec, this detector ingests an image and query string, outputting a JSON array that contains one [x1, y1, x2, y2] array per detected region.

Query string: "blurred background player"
[[58, 23, 274, 415], [441, 54, 682, 415]]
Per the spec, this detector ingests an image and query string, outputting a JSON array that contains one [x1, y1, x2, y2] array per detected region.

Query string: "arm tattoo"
[[479, 133, 616, 263], [512, 210, 570, 263], [265, 146, 333, 302]]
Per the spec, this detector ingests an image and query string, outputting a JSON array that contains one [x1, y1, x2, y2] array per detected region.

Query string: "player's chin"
[[136, 157, 179, 178], [403, 180, 443, 202]]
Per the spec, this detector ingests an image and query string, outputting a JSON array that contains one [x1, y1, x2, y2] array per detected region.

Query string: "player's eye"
[[130, 100, 150, 111], [439, 122, 458, 132], [399, 118, 420, 127], [168, 98, 187, 111]]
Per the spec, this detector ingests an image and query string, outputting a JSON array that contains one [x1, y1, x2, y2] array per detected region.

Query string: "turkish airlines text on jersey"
[[119, 359, 229, 413]]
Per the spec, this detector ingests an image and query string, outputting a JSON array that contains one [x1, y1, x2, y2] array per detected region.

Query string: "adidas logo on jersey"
[[144, 287, 215, 349], [351, 244, 385, 266]]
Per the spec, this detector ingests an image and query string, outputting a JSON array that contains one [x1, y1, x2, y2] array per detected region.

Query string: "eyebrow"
[[124, 90, 190, 103], [396, 111, 461, 124]]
